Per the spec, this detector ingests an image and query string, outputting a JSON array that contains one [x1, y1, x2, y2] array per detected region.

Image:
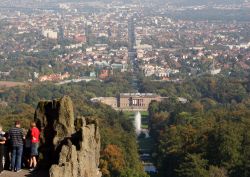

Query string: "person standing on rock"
[[29, 122, 40, 171], [0, 125, 6, 174], [8, 121, 25, 172]]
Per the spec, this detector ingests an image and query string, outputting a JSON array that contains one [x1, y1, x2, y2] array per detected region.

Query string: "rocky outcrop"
[[34, 96, 102, 177]]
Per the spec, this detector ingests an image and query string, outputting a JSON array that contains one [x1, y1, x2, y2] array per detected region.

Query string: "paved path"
[[1, 169, 49, 177]]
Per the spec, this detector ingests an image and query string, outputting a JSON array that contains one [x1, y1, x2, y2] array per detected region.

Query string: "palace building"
[[91, 93, 167, 110]]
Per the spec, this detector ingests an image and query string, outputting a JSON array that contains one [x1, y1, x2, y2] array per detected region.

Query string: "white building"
[[42, 29, 58, 39]]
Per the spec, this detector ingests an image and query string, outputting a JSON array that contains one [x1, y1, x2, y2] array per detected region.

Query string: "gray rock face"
[[34, 96, 102, 177]]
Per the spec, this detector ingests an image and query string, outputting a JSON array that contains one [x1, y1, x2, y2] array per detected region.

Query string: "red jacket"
[[31, 127, 40, 143]]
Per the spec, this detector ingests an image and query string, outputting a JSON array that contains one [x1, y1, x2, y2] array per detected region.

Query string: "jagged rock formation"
[[34, 96, 102, 177]]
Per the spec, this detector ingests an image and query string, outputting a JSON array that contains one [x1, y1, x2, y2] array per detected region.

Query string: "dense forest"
[[1, 73, 250, 177], [147, 75, 250, 177]]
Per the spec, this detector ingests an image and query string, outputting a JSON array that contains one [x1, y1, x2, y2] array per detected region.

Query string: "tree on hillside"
[[176, 153, 209, 177]]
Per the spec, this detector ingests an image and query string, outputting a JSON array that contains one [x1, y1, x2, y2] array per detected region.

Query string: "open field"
[[0, 81, 28, 88]]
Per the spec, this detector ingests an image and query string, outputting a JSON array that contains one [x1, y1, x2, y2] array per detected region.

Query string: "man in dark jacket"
[[0, 125, 6, 174], [8, 121, 24, 172]]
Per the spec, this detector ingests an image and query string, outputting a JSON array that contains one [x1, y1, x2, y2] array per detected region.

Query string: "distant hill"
[[1, 0, 246, 7], [147, 0, 246, 6]]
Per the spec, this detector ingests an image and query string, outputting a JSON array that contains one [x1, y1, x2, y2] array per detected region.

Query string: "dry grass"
[[0, 81, 28, 88]]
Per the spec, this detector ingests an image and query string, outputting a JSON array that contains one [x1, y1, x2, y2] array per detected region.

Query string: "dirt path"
[[1, 169, 49, 177]]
